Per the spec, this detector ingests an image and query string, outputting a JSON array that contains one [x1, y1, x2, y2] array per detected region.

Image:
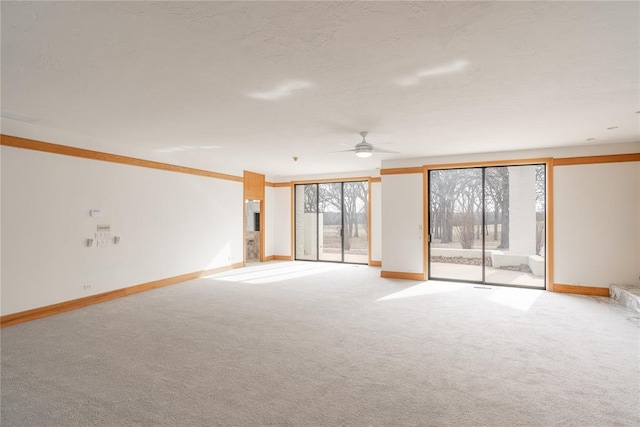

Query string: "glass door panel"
[[295, 184, 318, 261], [318, 183, 343, 262], [484, 165, 545, 288], [343, 181, 369, 264], [429, 168, 483, 282]]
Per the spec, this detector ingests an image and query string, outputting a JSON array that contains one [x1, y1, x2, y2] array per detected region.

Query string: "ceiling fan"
[[334, 131, 399, 158]]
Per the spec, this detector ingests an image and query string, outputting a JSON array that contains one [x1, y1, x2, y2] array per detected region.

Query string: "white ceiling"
[[2, 1, 638, 177]]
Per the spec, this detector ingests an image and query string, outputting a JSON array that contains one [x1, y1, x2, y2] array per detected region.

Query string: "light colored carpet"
[[1, 261, 639, 426]]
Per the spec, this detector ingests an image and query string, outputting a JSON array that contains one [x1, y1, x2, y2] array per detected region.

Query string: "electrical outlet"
[[83, 284, 92, 290]]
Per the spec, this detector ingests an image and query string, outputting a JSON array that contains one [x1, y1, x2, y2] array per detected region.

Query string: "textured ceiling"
[[2, 1, 638, 177]]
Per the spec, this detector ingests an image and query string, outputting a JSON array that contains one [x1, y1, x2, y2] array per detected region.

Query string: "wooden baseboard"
[[381, 270, 426, 281], [258, 255, 292, 262], [369, 260, 382, 267], [0, 262, 244, 328], [553, 283, 610, 297]]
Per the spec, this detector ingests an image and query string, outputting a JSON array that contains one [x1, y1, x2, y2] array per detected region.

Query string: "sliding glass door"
[[295, 181, 368, 264], [429, 164, 545, 288], [319, 183, 342, 262]]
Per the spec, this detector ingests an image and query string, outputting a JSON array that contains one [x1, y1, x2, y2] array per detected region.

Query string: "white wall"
[[0, 146, 3, 311], [1, 146, 244, 315], [370, 181, 382, 262], [264, 186, 275, 257], [554, 161, 640, 287], [381, 173, 424, 274], [273, 186, 292, 257]]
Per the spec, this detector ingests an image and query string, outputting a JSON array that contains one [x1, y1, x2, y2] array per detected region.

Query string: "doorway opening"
[[295, 181, 368, 264], [245, 200, 261, 263], [428, 164, 546, 289]]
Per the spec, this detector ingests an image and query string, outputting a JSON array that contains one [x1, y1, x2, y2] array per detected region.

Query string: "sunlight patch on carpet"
[[202, 261, 352, 284], [377, 281, 468, 301]]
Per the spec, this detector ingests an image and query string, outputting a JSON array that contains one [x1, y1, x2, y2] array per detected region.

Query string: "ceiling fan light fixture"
[[330, 131, 395, 158], [354, 132, 373, 158]]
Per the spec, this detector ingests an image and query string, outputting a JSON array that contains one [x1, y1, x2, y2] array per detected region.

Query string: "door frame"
[[423, 158, 554, 290], [243, 171, 265, 265], [293, 179, 369, 265]]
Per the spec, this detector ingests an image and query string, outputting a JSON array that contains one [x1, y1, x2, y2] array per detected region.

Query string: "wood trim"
[[369, 260, 382, 267], [381, 271, 426, 281], [553, 284, 610, 297], [265, 182, 275, 187], [261, 255, 295, 261], [243, 170, 265, 201], [553, 153, 640, 166], [380, 167, 423, 175], [273, 177, 379, 186], [0, 262, 244, 328], [0, 134, 244, 182], [424, 157, 553, 171], [290, 176, 373, 185]]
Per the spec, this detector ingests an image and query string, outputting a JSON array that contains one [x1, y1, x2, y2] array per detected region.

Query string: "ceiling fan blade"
[[335, 142, 354, 148], [372, 148, 400, 154], [328, 149, 356, 153]]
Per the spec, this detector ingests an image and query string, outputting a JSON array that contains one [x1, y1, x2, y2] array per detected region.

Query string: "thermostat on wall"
[[90, 209, 103, 217]]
